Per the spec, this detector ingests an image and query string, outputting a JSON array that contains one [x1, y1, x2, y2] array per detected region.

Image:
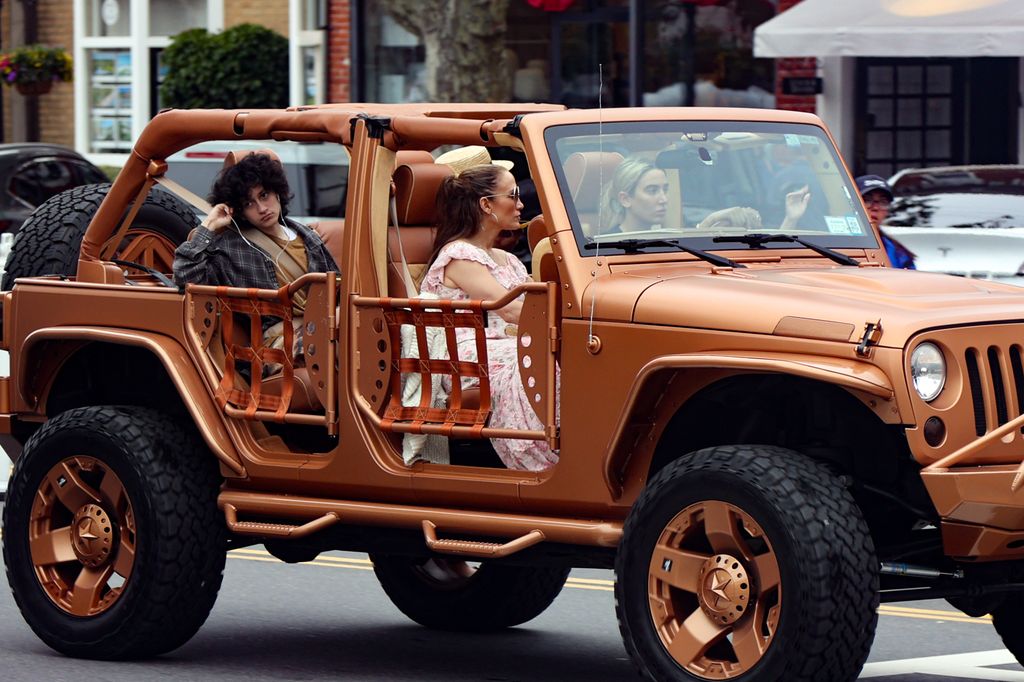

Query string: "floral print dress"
[[420, 240, 558, 471]]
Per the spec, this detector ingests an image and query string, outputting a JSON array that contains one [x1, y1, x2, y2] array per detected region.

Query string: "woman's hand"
[[201, 203, 234, 232], [781, 185, 811, 230]]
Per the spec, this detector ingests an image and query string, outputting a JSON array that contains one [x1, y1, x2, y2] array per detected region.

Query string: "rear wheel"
[[615, 445, 878, 681], [370, 554, 569, 631], [3, 406, 225, 659], [2, 183, 197, 288], [992, 594, 1024, 664]]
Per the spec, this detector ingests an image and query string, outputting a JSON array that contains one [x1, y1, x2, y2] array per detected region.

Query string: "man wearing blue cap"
[[855, 174, 916, 269]]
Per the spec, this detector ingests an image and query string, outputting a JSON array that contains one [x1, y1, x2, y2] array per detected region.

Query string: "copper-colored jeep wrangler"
[[3, 104, 1024, 682]]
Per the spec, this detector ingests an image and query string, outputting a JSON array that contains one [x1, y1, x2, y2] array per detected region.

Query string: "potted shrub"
[[0, 44, 73, 96]]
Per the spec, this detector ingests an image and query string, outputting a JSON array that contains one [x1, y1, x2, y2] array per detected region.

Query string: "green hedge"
[[160, 24, 288, 110]]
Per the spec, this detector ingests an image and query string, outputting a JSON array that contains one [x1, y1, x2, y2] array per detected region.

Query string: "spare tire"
[[2, 183, 199, 289]]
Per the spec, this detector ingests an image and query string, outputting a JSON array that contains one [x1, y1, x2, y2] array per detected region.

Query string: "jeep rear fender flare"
[[602, 352, 896, 498], [20, 327, 246, 476]]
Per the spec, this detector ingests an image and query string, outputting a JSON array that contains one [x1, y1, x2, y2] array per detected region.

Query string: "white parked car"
[[165, 139, 349, 223], [883, 165, 1024, 285]]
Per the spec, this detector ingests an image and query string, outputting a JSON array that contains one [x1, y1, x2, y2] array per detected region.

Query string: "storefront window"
[[85, 0, 131, 38], [362, 14, 425, 102], [361, 0, 776, 108], [150, 0, 208, 36], [642, 0, 776, 108], [88, 49, 133, 153]]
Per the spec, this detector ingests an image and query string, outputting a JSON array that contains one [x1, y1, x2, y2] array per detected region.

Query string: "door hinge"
[[856, 319, 882, 356]]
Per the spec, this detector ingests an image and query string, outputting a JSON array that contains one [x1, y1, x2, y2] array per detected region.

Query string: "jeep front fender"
[[603, 351, 897, 498]]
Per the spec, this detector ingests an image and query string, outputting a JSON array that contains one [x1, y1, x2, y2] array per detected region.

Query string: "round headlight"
[[911, 342, 946, 402]]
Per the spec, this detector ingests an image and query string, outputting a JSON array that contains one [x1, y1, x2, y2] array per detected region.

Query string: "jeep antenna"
[[587, 63, 603, 350]]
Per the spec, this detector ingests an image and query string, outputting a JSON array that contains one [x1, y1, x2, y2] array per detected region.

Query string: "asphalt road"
[[0, 544, 1021, 681]]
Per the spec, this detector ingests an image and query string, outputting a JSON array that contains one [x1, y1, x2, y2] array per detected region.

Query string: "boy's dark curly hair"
[[208, 152, 292, 222]]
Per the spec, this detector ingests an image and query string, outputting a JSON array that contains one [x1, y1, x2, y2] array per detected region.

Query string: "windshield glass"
[[544, 121, 878, 256]]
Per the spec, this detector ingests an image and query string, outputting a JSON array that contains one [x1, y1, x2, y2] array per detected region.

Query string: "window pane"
[[867, 98, 893, 128], [89, 49, 132, 153], [926, 129, 951, 159], [926, 97, 951, 127], [867, 66, 893, 95], [85, 0, 131, 37], [897, 65, 923, 95], [926, 65, 952, 94], [867, 131, 893, 160], [150, 0, 207, 35], [897, 130, 922, 160], [897, 99, 922, 127]]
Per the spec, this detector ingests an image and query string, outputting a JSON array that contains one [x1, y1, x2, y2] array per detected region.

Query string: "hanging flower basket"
[[15, 80, 52, 96], [0, 44, 72, 96]]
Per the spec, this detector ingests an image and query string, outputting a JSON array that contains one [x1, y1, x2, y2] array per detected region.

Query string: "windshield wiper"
[[584, 239, 744, 269], [711, 233, 859, 266]]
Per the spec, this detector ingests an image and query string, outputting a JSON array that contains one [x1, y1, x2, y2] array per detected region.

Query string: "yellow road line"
[[225, 549, 996, 623]]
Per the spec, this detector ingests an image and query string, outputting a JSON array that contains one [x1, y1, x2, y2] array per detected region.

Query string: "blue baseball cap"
[[855, 174, 893, 200]]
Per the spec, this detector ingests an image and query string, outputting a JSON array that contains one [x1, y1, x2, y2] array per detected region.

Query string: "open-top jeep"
[[4, 103, 1024, 681]]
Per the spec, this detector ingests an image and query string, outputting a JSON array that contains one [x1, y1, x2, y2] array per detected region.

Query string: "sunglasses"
[[483, 186, 520, 201]]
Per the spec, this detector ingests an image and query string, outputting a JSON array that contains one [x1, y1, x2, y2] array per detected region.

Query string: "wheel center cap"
[[71, 504, 114, 568], [698, 554, 751, 625]]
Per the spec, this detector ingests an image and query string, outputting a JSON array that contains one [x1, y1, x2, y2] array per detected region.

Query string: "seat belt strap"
[[389, 195, 419, 296]]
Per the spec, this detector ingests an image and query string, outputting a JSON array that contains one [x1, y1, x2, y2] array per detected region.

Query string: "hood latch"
[[856, 319, 882, 356]]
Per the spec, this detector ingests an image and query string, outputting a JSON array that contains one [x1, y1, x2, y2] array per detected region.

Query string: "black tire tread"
[[2, 184, 197, 289], [371, 554, 570, 632], [615, 445, 878, 682], [3, 405, 225, 659]]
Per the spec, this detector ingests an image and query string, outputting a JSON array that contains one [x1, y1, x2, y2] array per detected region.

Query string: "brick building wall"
[[225, 0, 288, 36], [326, 1, 351, 103], [2, 0, 75, 146], [773, 0, 817, 114]]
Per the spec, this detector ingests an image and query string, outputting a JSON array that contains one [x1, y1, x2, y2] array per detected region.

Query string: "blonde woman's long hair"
[[600, 157, 660, 232]]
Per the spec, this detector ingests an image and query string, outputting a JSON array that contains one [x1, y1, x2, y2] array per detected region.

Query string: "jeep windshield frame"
[[543, 120, 879, 258]]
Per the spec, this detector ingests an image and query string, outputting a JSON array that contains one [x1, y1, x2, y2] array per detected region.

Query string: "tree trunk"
[[375, 0, 511, 102]]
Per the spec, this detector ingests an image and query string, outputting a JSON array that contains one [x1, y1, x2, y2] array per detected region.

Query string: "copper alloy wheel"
[[116, 229, 179, 273], [29, 456, 136, 617], [647, 500, 781, 679]]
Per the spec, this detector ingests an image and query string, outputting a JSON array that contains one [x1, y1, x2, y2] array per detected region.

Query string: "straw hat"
[[435, 145, 514, 177]]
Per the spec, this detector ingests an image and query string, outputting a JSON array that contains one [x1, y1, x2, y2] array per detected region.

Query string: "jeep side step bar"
[[421, 520, 544, 558], [218, 490, 623, 548], [224, 504, 340, 538]]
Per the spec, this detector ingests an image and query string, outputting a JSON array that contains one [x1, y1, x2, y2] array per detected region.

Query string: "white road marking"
[[860, 649, 1024, 680]]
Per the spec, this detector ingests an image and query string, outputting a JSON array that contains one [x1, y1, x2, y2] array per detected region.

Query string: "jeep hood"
[[595, 265, 1024, 348]]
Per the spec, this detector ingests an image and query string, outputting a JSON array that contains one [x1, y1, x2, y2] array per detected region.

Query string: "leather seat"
[[562, 151, 624, 236]]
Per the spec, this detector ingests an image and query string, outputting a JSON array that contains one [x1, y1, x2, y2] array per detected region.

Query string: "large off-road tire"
[[370, 554, 570, 631], [3, 406, 225, 660], [2, 183, 197, 289], [991, 594, 1024, 663], [615, 445, 878, 682]]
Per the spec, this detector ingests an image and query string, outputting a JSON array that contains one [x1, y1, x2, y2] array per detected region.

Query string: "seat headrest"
[[563, 151, 624, 211], [393, 162, 452, 225], [222, 148, 283, 170]]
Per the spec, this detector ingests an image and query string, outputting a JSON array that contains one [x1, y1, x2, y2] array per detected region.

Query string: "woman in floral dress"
[[420, 161, 558, 471]]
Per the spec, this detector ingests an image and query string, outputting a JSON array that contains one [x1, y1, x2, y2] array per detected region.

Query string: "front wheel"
[[3, 406, 225, 659], [370, 554, 569, 631], [615, 445, 878, 681]]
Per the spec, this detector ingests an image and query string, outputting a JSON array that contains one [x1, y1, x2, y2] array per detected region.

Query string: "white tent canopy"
[[754, 0, 1024, 58]]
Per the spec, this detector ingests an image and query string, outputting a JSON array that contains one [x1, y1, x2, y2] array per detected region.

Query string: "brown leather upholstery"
[[526, 215, 547, 252], [562, 151, 624, 235], [387, 159, 451, 298], [313, 219, 345, 268], [262, 367, 320, 413], [222, 147, 284, 169]]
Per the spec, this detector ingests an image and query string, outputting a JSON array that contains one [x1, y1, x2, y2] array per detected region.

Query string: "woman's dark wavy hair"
[[429, 164, 502, 266], [208, 153, 292, 224]]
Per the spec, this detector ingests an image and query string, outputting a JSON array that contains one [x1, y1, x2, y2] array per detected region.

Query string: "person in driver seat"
[[601, 157, 670, 233], [173, 152, 338, 359]]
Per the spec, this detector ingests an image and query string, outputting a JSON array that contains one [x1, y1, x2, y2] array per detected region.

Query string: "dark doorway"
[[855, 57, 1018, 178]]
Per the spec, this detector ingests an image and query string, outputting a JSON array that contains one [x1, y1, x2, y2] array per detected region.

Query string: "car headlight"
[[911, 342, 946, 402]]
